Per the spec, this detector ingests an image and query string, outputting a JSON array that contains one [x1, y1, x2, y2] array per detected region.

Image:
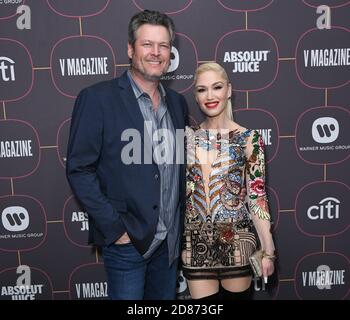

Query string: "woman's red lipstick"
[[205, 101, 219, 108]]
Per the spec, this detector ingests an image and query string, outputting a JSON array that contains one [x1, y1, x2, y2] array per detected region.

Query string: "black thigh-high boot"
[[221, 286, 252, 300], [196, 291, 222, 300]]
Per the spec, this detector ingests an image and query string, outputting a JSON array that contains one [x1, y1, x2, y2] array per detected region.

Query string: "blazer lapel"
[[117, 72, 146, 143], [116, 72, 184, 152]]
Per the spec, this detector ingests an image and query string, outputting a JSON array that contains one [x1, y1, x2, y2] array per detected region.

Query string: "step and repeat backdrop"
[[0, 0, 349, 300]]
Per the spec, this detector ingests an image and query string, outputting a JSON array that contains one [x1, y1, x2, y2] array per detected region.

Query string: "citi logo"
[[1, 206, 29, 232], [167, 46, 179, 73], [0, 56, 16, 82], [307, 197, 340, 220], [312, 117, 339, 143]]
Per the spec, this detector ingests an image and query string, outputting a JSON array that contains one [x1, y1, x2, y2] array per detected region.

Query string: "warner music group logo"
[[161, 46, 194, 81], [0, 205, 43, 242], [167, 47, 179, 73], [312, 117, 339, 144], [1, 206, 29, 231], [0, 0, 24, 5], [296, 107, 350, 164], [299, 116, 350, 152]]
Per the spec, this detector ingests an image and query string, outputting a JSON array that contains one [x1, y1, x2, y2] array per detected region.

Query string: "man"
[[66, 10, 188, 300]]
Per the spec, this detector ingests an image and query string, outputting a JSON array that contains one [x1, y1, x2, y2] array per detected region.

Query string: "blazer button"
[[154, 174, 159, 180], [153, 205, 158, 210]]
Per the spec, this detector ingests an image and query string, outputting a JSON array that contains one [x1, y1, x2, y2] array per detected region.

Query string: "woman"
[[182, 62, 276, 300]]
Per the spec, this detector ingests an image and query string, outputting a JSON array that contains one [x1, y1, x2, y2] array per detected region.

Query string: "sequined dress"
[[182, 126, 271, 280]]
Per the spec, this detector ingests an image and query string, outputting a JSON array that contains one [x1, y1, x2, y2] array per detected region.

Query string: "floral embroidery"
[[182, 127, 271, 276], [249, 178, 265, 197], [247, 131, 270, 220]]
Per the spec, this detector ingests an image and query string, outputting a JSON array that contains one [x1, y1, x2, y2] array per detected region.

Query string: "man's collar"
[[127, 70, 166, 99]]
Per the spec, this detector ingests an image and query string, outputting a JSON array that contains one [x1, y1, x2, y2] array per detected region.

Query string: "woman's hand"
[[262, 257, 274, 278]]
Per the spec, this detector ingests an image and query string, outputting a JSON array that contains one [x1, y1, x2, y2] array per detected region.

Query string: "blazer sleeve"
[[66, 88, 125, 246]]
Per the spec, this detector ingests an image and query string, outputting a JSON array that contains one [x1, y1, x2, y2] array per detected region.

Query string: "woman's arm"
[[245, 130, 275, 256]]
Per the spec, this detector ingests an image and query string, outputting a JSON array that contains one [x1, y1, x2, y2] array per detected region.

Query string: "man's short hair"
[[128, 10, 175, 47]]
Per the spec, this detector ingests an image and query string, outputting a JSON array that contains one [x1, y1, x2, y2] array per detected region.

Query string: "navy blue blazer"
[[66, 71, 188, 255]]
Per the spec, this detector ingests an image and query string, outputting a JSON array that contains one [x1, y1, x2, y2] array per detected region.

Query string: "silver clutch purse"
[[249, 250, 263, 278]]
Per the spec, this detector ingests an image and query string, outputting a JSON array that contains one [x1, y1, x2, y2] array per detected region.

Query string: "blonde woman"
[[182, 63, 275, 300]]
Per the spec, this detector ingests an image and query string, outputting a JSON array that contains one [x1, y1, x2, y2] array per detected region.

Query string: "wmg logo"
[[167, 46, 179, 73], [312, 117, 339, 143], [1, 206, 29, 232]]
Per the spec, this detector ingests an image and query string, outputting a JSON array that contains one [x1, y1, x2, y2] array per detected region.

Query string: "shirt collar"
[[127, 70, 166, 99]]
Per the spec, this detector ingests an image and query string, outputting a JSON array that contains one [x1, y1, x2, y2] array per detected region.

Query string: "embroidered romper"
[[182, 126, 271, 280]]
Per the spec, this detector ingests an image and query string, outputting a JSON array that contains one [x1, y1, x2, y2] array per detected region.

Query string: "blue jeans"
[[102, 240, 178, 300]]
